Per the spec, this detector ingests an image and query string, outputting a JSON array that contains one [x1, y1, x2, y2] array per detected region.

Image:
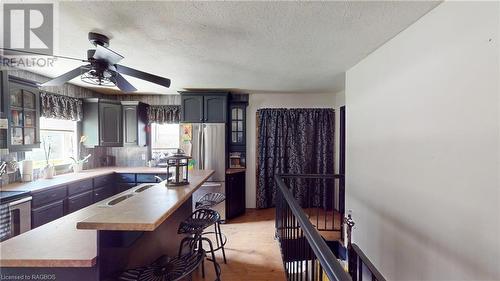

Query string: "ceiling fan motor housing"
[[87, 49, 96, 60], [88, 32, 110, 47]]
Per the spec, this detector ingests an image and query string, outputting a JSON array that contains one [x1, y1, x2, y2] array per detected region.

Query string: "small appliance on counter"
[[165, 149, 191, 187], [20, 160, 33, 182]]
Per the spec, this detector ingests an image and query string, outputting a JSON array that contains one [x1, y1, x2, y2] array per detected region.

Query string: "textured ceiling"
[[19, 1, 440, 95]]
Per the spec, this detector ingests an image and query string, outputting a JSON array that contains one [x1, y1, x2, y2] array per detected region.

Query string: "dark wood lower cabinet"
[[226, 171, 246, 220], [67, 191, 93, 214], [93, 185, 115, 203], [31, 200, 64, 228], [117, 182, 137, 193], [29, 173, 169, 229]]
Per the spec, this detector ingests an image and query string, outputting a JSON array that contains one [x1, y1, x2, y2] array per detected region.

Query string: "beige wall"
[[345, 1, 499, 279], [245, 92, 341, 208]]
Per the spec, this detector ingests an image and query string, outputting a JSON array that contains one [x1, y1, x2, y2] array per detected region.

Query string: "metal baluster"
[[358, 257, 363, 281]]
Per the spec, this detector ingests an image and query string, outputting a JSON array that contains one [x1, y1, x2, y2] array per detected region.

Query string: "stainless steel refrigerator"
[[180, 123, 226, 219]]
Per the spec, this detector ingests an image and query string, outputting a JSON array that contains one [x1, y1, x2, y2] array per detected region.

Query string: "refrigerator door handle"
[[201, 125, 205, 170], [198, 125, 203, 170]]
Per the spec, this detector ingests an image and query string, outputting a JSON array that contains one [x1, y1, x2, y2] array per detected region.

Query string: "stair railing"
[[275, 174, 352, 281], [345, 215, 387, 281]]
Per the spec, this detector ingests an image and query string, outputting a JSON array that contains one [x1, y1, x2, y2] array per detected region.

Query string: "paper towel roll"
[[21, 160, 33, 182]]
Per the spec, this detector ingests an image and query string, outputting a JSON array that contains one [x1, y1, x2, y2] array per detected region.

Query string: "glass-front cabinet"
[[228, 94, 248, 169], [229, 104, 245, 146], [6, 77, 40, 151]]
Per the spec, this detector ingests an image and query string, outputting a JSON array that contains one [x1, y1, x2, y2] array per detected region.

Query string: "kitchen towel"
[[0, 203, 11, 241]]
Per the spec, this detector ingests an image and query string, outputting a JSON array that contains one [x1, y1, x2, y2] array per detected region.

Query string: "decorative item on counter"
[[165, 149, 191, 187], [146, 160, 156, 168], [70, 154, 91, 173], [6, 159, 18, 174], [42, 136, 55, 179], [70, 135, 92, 173], [20, 160, 33, 182], [188, 158, 195, 170], [229, 152, 245, 168]]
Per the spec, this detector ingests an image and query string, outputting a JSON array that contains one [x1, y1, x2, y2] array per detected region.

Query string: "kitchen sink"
[[106, 194, 134, 206], [134, 184, 155, 193]]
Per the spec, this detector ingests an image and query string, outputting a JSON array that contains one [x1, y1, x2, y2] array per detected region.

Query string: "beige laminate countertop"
[[77, 170, 214, 231], [0, 166, 171, 193], [0, 169, 214, 268]]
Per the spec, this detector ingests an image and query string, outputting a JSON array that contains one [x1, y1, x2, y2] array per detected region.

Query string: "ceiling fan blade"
[[0, 48, 88, 62], [113, 72, 137, 92], [41, 64, 91, 86], [115, 64, 171, 88], [93, 45, 124, 65]]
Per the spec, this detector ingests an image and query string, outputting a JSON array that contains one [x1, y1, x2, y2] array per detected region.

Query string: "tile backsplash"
[[82, 146, 148, 169]]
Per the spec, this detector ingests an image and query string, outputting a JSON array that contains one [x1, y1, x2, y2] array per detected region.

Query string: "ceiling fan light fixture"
[[81, 70, 115, 87]]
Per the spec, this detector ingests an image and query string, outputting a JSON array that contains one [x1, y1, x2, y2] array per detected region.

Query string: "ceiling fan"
[[1, 32, 171, 92]]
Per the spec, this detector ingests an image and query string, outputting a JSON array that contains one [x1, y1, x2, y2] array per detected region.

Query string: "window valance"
[[147, 105, 180, 124], [40, 92, 83, 121]]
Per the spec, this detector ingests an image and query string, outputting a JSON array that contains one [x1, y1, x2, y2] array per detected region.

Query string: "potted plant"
[[42, 137, 55, 179], [70, 135, 91, 173]]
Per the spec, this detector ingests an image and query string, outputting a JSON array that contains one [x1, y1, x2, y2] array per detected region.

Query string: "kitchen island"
[[0, 169, 214, 281]]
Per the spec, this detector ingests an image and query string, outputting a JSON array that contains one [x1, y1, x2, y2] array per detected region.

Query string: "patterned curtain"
[[40, 92, 83, 121], [147, 105, 180, 124], [256, 108, 335, 209]]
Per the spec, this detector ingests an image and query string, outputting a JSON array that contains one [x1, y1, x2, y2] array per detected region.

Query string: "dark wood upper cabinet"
[[180, 94, 204, 122], [2, 75, 41, 151], [121, 101, 148, 147], [204, 95, 227, 123], [228, 94, 248, 168], [82, 98, 123, 147], [180, 92, 227, 123], [229, 103, 246, 146]]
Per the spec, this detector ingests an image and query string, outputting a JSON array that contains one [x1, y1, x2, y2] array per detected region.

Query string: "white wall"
[[334, 91, 346, 176], [345, 1, 499, 280], [245, 92, 339, 208]]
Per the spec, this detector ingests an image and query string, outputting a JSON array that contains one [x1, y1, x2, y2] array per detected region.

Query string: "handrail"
[[275, 174, 352, 281], [350, 244, 387, 281]]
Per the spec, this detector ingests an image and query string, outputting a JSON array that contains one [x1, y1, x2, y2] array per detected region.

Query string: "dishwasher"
[[0, 191, 32, 241]]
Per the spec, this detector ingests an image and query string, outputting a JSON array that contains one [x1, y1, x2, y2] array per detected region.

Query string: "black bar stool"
[[119, 251, 205, 281], [178, 208, 222, 280], [195, 193, 227, 264], [118, 209, 221, 281]]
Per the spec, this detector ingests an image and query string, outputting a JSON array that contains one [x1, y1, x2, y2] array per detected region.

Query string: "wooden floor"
[[192, 208, 286, 281], [303, 208, 342, 241]]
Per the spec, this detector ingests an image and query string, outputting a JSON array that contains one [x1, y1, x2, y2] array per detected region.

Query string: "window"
[[151, 123, 180, 160], [27, 118, 77, 168]]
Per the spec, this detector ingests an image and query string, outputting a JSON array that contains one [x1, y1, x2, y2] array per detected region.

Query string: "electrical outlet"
[[141, 153, 146, 161]]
